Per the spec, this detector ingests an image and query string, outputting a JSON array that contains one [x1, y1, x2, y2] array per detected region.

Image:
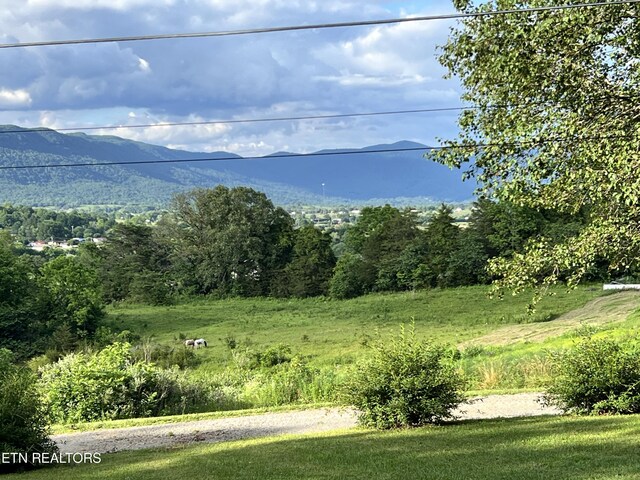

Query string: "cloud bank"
[[0, 0, 461, 155]]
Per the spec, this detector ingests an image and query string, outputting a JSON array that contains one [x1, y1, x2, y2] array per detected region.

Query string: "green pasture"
[[12, 415, 640, 480], [106, 285, 606, 371]]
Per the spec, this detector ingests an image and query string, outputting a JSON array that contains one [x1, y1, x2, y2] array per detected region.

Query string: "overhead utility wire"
[[0, 134, 634, 171], [0, 0, 637, 49], [0, 106, 477, 135], [0, 99, 590, 136], [0, 95, 630, 136]]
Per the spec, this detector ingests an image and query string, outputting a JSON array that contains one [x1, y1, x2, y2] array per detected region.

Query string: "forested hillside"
[[0, 126, 475, 207]]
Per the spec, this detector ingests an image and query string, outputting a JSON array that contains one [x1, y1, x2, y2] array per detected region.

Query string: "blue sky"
[[0, 0, 462, 155]]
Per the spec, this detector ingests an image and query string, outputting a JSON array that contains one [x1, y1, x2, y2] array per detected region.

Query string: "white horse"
[[194, 338, 208, 348]]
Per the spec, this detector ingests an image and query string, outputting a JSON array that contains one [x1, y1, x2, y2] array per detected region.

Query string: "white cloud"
[[138, 57, 151, 72], [316, 73, 429, 87], [313, 17, 451, 82], [24, 0, 175, 11], [0, 88, 32, 107]]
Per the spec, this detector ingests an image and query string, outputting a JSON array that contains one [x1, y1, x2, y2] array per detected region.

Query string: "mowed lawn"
[[12, 415, 640, 480], [107, 285, 604, 369]]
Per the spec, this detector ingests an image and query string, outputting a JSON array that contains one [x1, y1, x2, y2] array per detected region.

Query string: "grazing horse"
[[185, 339, 195, 347], [194, 338, 208, 348]]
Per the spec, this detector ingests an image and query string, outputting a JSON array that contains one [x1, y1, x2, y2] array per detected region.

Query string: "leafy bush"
[[256, 344, 292, 367], [0, 349, 56, 472], [545, 336, 640, 414], [342, 325, 465, 429], [38, 343, 210, 423]]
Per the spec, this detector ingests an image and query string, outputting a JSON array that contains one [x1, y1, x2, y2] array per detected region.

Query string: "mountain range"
[[0, 125, 476, 208]]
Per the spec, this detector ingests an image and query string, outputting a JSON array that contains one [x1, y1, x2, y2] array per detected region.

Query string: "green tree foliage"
[[423, 204, 460, 287], [93, 223, 173, 304], [329, 253, 376, 299], [446, 228, 490, 286], [0, 349, 56, 472], [0, 204, 113, 242], [342, 205, 419, 293], [279, 226, 336, 297], [433, 0, 640, 299], [342, 325, 465, 429], [166, 186, 294, 296], [0, 240, 47, 359], [38, 256, 104, 339], [545, 336, 640, 415]]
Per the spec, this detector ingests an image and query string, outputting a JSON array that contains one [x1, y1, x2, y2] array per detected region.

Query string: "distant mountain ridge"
[[0, 125, 475, 207]]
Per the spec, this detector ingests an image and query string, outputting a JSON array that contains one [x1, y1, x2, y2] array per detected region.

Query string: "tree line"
[[85, 185, 596, 305], [0, 204, 114, 242], [0, 185, 607, 359]]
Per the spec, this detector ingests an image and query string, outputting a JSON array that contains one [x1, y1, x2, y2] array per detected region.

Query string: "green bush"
[[130, 341, 200, 370], [38, 343, 211, 423], [256, 344, 292, 367], [545, 336, 640, 414], [0, 349, 56, 472], [342, 325, 465, 429]]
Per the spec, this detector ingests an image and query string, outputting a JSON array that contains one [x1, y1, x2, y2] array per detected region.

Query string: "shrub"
[[342, 324, 465, 429], [545, 336, 640, 414], [256, 344, 292, 367], [130, 342, 199, 370], [38, 343, 209, 423], [0, 349, 56, 472]]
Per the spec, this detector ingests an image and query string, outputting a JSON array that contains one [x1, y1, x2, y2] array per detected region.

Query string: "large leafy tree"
[[95, 223, 173, 304], [423, 204, 460, 287], [167, 186, 294, 296], [434, 0, 640, 299], [344, 205, 419, 292]]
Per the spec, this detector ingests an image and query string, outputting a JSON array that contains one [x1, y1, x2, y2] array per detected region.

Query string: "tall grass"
[[463, 355, 553, 391]]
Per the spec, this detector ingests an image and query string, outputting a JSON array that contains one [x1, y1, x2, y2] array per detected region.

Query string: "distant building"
[[603, 282, 640, 291]]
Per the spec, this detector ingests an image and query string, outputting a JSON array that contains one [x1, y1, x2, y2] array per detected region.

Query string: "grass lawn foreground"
[[9, 414, 640, 479]]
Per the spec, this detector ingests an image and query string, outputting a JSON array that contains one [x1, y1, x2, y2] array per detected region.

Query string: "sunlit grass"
[[12, 415, 640, 480], [107, 285, 603, 371]]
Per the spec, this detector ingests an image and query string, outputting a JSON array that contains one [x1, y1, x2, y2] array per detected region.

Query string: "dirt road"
[[52, 393, 561, 454]]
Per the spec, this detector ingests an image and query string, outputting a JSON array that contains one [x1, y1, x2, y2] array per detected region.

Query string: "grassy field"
[[106, 285, 607, 371], [12, 415, 640, 479]]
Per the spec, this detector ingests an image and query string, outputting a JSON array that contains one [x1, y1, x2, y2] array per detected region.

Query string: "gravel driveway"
[[52, 393, 561, 454]]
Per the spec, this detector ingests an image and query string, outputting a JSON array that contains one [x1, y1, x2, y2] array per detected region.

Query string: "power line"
[[0, 99, 582, 136], [0, 1, 637, 49], [0, 106, 475, 136], [0, 134, 634, 171]]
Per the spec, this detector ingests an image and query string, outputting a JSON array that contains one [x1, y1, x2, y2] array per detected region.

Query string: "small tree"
[[329, 253, 376, 299], [281, 226, 336, 297], [0, 349, 56, 472], [342, 324, 465, 429]]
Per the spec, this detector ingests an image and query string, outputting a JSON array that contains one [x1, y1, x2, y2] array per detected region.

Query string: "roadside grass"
[[13, 415, 640, 480], [107, 285, 603, 371]]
